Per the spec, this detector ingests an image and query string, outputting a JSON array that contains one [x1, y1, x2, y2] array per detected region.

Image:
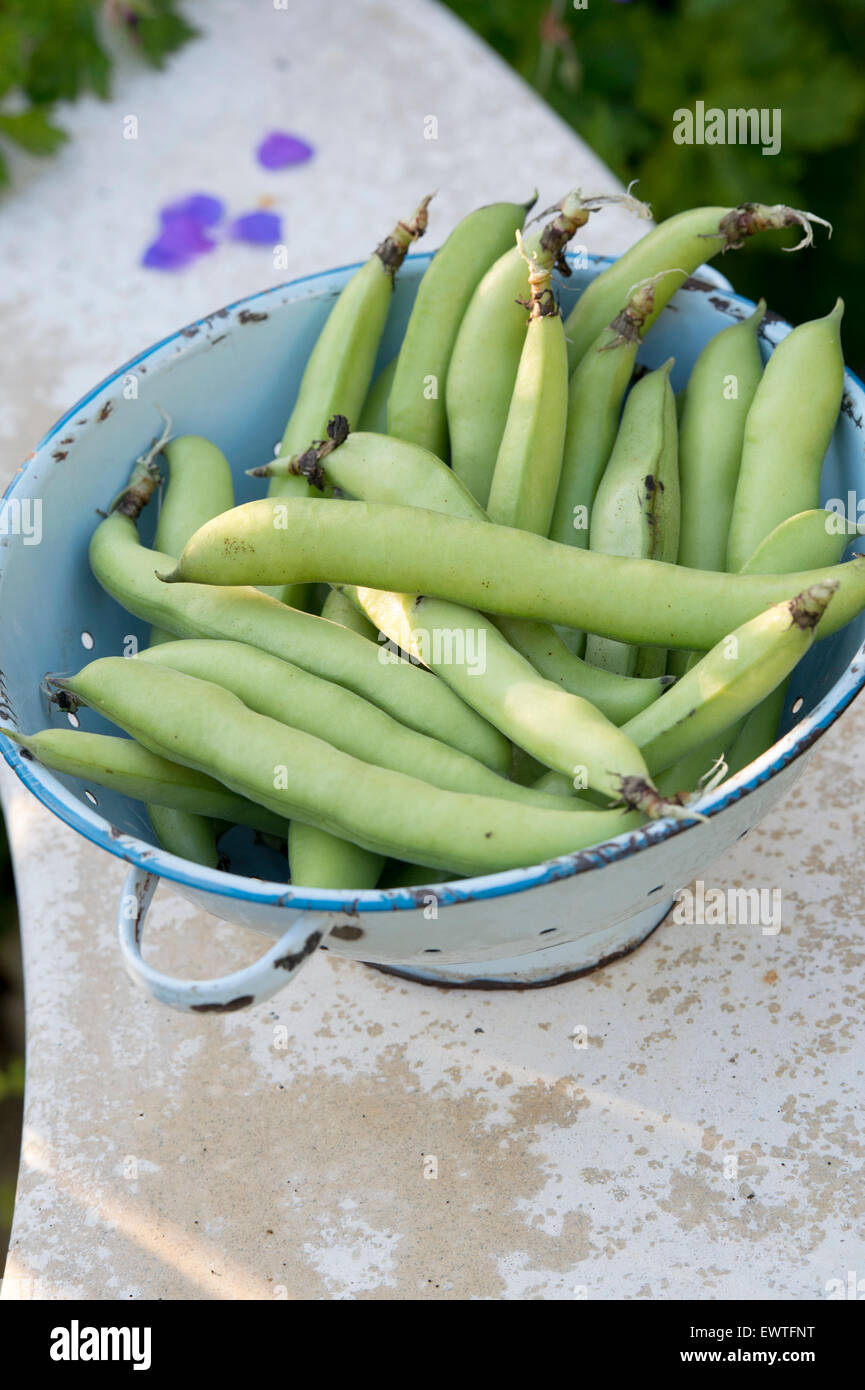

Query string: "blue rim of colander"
[[2, 254, 865, 914]]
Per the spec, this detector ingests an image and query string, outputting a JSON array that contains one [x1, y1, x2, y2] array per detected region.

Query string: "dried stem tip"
[[109, 407, 172, 519], [42, 674, 79, 712], [602, 269, 685, 350], [247, 416, 351, 486], [536, 189, 590, 277], [710, 203, 833, 253], [515, 231, 559, 319], [615, 775, 700, 823], [788, 580, 838, 630], [375, 194, 434, 276]]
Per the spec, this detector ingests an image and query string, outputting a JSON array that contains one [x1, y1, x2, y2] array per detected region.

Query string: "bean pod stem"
[[564, 203, 831, 372]]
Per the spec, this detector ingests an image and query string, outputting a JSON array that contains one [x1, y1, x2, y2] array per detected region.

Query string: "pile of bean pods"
[[11, 189, 865, 887]]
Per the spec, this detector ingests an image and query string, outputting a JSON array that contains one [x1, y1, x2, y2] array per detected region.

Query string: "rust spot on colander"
[[331, 924, 364, 941]]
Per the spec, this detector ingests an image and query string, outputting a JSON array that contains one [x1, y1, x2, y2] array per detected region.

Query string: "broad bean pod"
[[658, 508, 857, 793], [358, 357, 398, 434], [268, 195, 431, 606], [486, 250, 568, 536], [549, 273, 669, 558], [2, 726, 287, 836], [288, 821, 384, 890], [140, 639, 586, 811], [341, 588, 679, 816], [146, 431, 236, 859], [388, 197, 532, 458], [726, 301, 845, 572], [564, 203, 830, 372], [676, 302, 765, 574], [585, 360, 679, 677], [90, 505, 510, 773], [446, 190, 643, 504], [622, 583, 835, 775], [52, 659, 645, 876], [165, 497, 865, 650], [252, 425, 670, 722]]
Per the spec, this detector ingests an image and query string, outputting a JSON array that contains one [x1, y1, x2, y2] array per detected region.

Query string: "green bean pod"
[[251, 426, 669, 722], [490, 616, 669, 723], [723, 696, 785, 782], [272, 195, 431, 469], [268, 195, 431, 606], [53, 659, 644, 877], [139, 639, 584, 811], [635, 368, 680, 678], [743, 509, 862, 575], [446, 190, 590, 505], [621, 583, 835, 775], [166, 495, 865, 649], [486, 253, 568, 536], [715, 506, 857, 785], [549, 274, 666, 554], [726, 301, 845, 572], [146, 433, 237, 858], [564, 203, 830, 371], [2, 727, 288, 836], [343, 587, 683, 818], [320, 585, 378, 639], [668, 302, 765, 679], [147, 804, 219, 869], [531, 769, 582, 800], [658, 507, 858, 794], [153, 435, 235, 565], [90, 509, 510, 774], [388, 197, 532, 459], [676, 302, 765, 573], [585, 361, 679, 676], [378, 862, 462, 888], [358, 356, 398, 433], [289, 821, 384, 889]]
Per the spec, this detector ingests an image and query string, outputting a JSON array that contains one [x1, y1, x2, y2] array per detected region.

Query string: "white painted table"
[[2, 0, 863, 1301]]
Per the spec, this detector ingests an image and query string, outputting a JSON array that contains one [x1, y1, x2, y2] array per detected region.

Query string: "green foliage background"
[[445, 0, 865, 373], [0, 0, 197, 188]]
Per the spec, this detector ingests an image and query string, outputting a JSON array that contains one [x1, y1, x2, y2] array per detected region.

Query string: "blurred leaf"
[[0, 1057, 24, 1102], [0, 1178, 18, 1230], [0, 109, 67, 156], [445, 0, 865, 373], [21, 0, 110, 105], [0, 0, 197, 189], [131, 3, 200, 69]]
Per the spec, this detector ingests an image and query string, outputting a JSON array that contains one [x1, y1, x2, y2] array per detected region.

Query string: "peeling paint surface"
[[4, 732, 865, 1300], [2, 0, 864, 1302]]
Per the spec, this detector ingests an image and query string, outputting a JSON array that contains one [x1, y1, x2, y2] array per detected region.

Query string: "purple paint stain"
[[161, 193, 225, 228], [142, 213, 219, 271], [142, 193, 225, 270], [256, 131, 314, 170], [230, 210, 283, 244]]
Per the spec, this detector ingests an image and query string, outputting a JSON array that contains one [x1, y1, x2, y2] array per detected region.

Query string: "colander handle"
[[117, 866, 326, 1013]]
